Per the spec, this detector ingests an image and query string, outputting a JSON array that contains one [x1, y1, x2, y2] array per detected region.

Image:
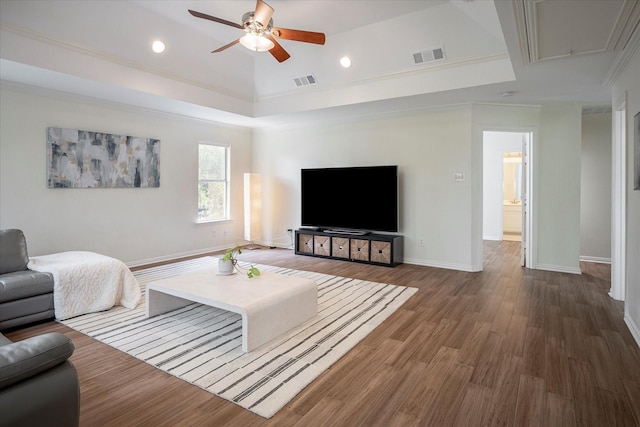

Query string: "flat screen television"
[[301, 165, 398, 233]]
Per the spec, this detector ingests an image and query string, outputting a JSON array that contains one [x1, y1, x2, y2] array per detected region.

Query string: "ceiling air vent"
[[412, 46, 446, 65], [293, 74, 317, 88]]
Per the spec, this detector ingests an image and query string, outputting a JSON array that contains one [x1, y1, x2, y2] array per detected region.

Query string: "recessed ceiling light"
[[152, 40, 166, 54], [500, 91, 515, 97], [340, 56, 352, 68]]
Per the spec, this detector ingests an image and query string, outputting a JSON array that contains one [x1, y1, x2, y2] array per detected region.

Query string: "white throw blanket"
[[28, 251, 141, 320]]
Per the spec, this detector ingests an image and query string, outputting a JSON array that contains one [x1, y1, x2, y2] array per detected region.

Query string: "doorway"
[[482, 130, 532, 267], [502, 151, 523, 242]]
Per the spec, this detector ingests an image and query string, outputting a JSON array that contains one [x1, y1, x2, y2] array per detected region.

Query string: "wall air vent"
[[293, 74, 317, 87], [412, 46, 446, 65]]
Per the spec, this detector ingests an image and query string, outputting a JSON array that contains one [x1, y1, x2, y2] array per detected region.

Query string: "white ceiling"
[[0, 0, 638, 128]]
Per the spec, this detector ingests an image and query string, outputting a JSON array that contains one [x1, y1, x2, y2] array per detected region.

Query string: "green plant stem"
[[222, 244, 260, 278]]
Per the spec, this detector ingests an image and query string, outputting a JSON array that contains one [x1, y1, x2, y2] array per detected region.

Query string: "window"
[[198, 143, 229, 222]]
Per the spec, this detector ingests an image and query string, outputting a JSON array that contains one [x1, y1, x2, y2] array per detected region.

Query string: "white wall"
[[612, 43, 640, 345], [536, 106, 583, 273], [254, 103, 584, 274], [580, 113, 612, 262], [0, 84, 253, 265], [253, 106, 478, 271], [483, 131, 523, 240], [0, 84, 590, 276], [471, 104, 583, 273]]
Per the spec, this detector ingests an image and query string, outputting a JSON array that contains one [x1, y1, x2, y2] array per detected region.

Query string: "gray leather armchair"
[[0, 229, 55, 330], [0, 331, 80, 427]]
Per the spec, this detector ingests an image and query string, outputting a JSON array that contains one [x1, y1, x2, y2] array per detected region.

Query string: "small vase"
[[218, 258, 235, 275]]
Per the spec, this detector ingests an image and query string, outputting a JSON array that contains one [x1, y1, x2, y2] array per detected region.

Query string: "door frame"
[[520, 132, 530, 267], [480, 128, 535, 269], [611, 95, 627, 301]]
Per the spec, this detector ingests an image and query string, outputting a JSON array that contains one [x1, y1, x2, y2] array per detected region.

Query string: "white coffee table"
[[145, 266, 318, 352]]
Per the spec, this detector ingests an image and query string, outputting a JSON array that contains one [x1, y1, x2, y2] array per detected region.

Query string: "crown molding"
[[0, 79, 256, 129], [512, 0, 538, 64], [604, 21, 640, 87], [257, 53, 511, 102], [606, 0, 640, 51], [513, 0, 639, 65]]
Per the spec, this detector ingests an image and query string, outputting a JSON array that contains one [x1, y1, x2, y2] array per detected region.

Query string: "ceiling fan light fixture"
[[240, 33, 274, 52], [188, 0, 325, 62]]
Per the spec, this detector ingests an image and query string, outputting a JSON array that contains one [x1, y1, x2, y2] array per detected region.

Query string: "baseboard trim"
[[579, 256, 612, 264], [624, 314, 640, 347], [403, 257, 481, 272], [536, 263, 582, 275], [126, 243, 246, 268], [128, 241, 294, 268]]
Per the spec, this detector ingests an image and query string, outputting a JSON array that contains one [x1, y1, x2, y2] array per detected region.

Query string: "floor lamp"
[[244, 173, 262, 249]]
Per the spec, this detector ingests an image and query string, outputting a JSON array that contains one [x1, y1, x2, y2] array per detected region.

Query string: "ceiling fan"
[[188, 0, 326, 63]]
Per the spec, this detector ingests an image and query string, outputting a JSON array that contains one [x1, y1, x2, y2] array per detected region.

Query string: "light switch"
[[452, 172, 465, 182]]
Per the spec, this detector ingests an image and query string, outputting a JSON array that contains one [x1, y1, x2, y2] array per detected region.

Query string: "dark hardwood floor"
[[5, 241, 639, 426]]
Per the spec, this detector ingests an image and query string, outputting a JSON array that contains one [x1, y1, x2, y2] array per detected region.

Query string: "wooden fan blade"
[[188, 9, 242, 29], [212, 39, 240, 53], [266, 36, 290, 62], [254, 0, 274, 27], [273, 27, 326, 45]]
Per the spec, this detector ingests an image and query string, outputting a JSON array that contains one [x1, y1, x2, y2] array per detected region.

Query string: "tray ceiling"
[[0, 0, 637, 127]]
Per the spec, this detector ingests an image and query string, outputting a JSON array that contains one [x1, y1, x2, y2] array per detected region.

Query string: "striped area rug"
[[60, 256, 418, 418]]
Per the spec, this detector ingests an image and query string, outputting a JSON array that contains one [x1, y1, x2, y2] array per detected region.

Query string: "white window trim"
[[197, 142, 230, 223]]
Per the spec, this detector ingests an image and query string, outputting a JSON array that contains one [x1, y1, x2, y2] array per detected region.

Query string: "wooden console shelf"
[[295, 229, 403, 267]]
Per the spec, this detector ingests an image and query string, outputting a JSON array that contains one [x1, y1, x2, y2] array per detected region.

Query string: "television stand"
[[324, 229, 370, 236], [295, 229, 403, 267]]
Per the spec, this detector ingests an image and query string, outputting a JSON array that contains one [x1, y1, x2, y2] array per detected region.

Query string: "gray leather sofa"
[[0, 229, 55, 330], [0, 331, 80, 427]]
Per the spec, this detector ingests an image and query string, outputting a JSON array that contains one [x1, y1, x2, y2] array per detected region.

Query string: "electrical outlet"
[[223, 229, 228, 237], [418, 238, 425, 247], [211, 230, 217, 238]]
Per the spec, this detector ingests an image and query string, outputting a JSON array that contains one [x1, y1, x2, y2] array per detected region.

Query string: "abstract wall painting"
[[47, 127, 160, 188]]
